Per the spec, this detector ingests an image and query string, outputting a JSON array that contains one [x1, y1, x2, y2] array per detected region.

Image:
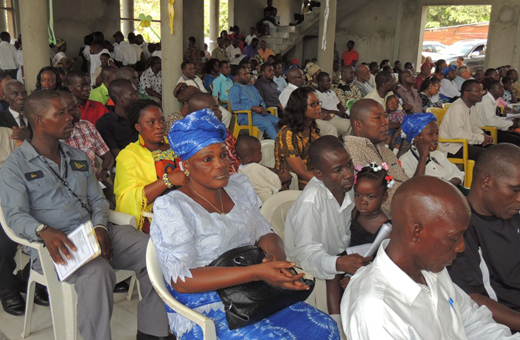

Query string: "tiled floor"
[[0, 291, 139, 340]]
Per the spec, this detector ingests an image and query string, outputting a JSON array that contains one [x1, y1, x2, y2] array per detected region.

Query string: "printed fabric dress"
[[150, 174, 339, 340]]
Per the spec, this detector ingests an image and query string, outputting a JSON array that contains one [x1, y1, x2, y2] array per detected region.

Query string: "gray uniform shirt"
[[0, 141, 109, 243]]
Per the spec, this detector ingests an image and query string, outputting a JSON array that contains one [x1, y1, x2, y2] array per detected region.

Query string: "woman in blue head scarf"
[[399, 112, 464, 186], [150, 109, 340, 340]]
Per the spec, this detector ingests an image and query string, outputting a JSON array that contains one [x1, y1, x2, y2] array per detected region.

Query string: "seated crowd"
[[2, 16, 520, 340]]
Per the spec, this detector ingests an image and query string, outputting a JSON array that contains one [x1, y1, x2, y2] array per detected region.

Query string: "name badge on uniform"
[[24, 170, 44, 181], [70, 160, 88, 171]]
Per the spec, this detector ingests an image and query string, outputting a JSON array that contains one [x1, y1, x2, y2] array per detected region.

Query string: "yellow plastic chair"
[[464, 160, 475, 188], [227, 95, 261, 139]]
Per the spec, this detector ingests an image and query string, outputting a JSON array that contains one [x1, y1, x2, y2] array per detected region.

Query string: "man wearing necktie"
[[0, 80, 31, 144]]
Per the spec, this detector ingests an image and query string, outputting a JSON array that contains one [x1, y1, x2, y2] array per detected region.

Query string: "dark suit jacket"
[[0, 108, 19, 129], [0, 108, 32, 138]]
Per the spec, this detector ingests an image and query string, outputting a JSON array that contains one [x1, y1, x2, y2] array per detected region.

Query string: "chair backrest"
[[427, 107, 447, 126], [146, 239, 217, 339], [346, 99, 357, 111], [259, 139, 275, 168], [260, 190, 302, 240]]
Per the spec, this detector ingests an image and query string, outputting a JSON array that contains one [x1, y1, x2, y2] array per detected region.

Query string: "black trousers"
[[448, 144, 487, 161], [497, 130, 520, 146], [0, 225, 20, 298]]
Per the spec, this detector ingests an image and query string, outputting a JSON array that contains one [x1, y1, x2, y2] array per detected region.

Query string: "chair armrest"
[[108, 210, 137, 229], [267, 107, 278, 117], [480, 126, 498, 144]]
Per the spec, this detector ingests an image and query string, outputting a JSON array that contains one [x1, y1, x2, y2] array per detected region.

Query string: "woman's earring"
[[184, 169, 190, 177]]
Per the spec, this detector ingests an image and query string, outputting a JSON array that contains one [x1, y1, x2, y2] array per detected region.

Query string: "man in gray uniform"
[[0, 90, 172, 340]]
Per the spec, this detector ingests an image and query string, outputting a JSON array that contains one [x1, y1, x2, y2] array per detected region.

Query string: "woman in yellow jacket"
[[114, 100, 186, 232]]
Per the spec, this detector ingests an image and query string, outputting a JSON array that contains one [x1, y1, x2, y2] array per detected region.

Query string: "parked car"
[[422, 41, 448, 61], [439, 39, 487, 73]]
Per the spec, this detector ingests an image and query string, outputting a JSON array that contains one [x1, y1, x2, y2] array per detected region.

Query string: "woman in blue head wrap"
[[150, 109, 340, 340], [399, 112, 464, 186]]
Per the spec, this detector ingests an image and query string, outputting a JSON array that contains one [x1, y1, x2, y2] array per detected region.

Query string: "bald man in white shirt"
[[341, 176, 520, 340]]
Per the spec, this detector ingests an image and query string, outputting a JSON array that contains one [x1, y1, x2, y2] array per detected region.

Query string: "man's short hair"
[[0, 70, 10, 83], [272, 61, 282, 70], [260, 62, 272, 73], [488, 80, 502, 91], [456, 66, 468, 76], [66, 69, 88, 86], [237, 66, 249, 75], [484, 68, 497, 77], [375, 70, 393, 87], [235, 135, 261, 160], [108, 79, 133, 104], [101, 66, 117, 80], [309, 135, 346, 170], [0, 32, 10, 41], [219, 60, 230, 68], [100, 53, 110, 59], [461, 79, 480, 93], [347, 40, 355, 45], [149, 56, 161, 67], [317, 72, 330, 83], [181, 60, 193, 70], [24, 90, 61, 123], [506, 69, 517, 77], [188, 36, 196, 44], [473, 143, 520, 181], [251, 38, 259, 45]]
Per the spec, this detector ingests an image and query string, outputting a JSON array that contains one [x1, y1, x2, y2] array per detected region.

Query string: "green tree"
[[426, 5, 491, 29]]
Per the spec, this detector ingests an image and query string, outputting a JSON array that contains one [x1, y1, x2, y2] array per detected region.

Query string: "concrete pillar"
[[486, 1, 520, 70], [0, 0, 6, 33], [209, 0, 219, 50], [228, 0, 234, 28], [122, 0, 134, 37], [294, 39, 304, 66], [183, 0, 204, 51], [19, 0, 48, 93], [160, 0, 183, 116], [317, 0, 337, 75]]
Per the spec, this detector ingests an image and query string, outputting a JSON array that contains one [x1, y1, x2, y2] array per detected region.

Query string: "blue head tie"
[[401, 113, 437, 144], [167, 108, 227, 160]]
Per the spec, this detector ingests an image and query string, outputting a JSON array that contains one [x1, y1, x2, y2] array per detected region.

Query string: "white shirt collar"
[[311, 177, 353, 213], [375, 239, 431, 306]]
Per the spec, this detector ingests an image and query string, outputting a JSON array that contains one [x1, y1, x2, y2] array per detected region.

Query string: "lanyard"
[[34, 144, 92, 214]]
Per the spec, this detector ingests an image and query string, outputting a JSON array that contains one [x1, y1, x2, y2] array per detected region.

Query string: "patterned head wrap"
[[401, 113, 437, 144], [305, 62, 322, 81], [55, 39, 66, 49], [168, 108, 227, 161], [441, 65, 456, 76]]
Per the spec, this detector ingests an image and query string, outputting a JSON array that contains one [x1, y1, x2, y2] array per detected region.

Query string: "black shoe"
[[34, 285, 49, 306], [114, 281, 130, 293], [1, 291, 25, 316], [136, 330, 176, 340]]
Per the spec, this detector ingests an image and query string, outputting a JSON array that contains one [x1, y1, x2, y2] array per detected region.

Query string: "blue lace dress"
[[150, 174, 339, 339]]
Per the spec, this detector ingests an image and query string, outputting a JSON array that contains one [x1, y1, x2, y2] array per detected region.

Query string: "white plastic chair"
[[0, 207, 139, 340], [146, 239, 217, 340], [259, 139, 299, 191], [259, 190, 329, 314]]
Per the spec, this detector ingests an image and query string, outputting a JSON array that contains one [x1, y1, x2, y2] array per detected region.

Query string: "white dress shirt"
[[440, 78, 461, 99], [285, 177, 355, 280], [341, 240, 520, 340], [226, 45, 244, 65], [0, 41, 17, 70], [238, 163, 281, 203], [399, 147, 465, 183], [176, 75, 208, 93], [116, 41, 137, 65], [474, 92, 512, 131], [317, 89, 341, 111], [439, 98, 485, 155], [279, 83, 298, 108], [8, 108, 27, 128]]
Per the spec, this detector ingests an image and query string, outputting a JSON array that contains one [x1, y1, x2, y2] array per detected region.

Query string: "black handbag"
[[208, 245, 315, 330]]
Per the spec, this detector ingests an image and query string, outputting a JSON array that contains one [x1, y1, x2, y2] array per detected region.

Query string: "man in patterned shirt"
[[335, 65, 362, 108], [507, 69, 520, 99], [60, 91, 113, 184], [140, 57, 162, 102]]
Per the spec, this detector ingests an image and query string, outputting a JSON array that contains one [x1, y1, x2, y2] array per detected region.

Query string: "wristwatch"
[[35, 224, 48, 238]]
